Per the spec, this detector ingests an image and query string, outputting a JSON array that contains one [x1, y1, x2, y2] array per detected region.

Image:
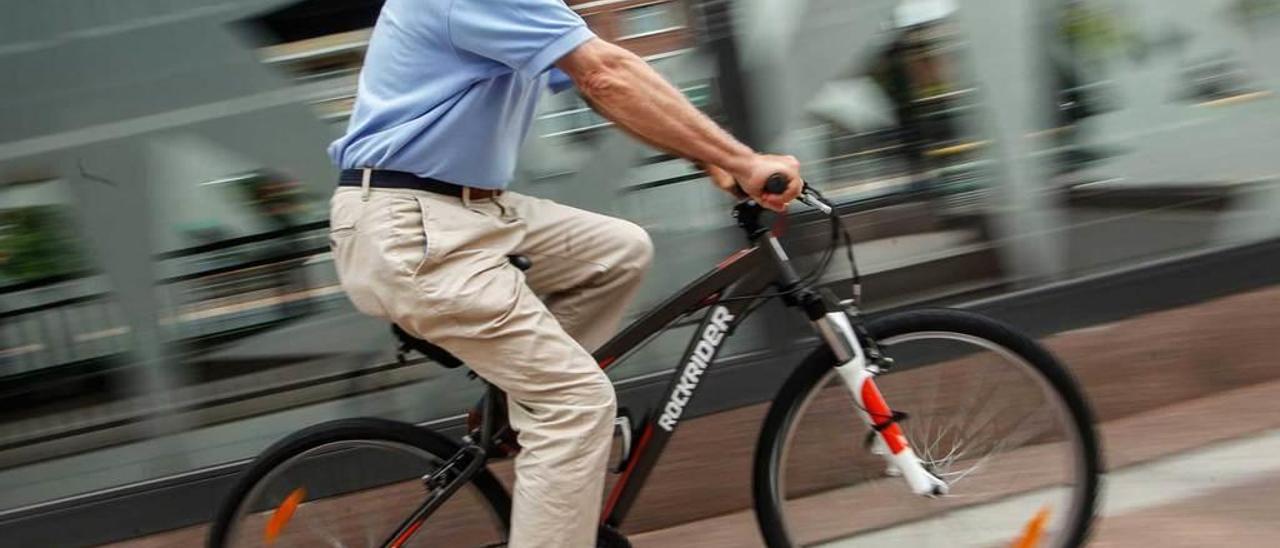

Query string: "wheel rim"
[[224, 440, 506, 547], [774, 331, 1091, 547]]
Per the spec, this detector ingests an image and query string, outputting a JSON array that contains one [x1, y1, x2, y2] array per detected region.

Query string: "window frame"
[[615, 1, 687, 40]]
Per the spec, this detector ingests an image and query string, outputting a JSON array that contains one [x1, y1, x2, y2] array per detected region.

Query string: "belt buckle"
[[463, 187, 498, 202]]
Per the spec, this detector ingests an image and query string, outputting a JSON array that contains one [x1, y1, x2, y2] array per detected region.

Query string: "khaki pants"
[[328, 185, 653, 547]]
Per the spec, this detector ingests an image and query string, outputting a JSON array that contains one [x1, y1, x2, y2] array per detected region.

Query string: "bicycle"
[[208, 178, 1100, 547]]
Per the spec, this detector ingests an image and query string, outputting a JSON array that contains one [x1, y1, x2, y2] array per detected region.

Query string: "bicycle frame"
[[590, 203, 943, 529], [386, 199, 942, 546], [594, 235, 786, 527]]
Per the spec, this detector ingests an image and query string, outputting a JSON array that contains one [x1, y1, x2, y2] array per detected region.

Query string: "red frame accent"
[[598, 356, 617, 370], [715, 248, 752, 270], [697, 291, 722, 306], [389, 518, 425, 548], [771, 209, 790, 237], [600, 424, 654, 522]]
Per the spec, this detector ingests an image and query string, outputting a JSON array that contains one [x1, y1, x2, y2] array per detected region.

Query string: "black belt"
[[338, 169, 503, 199]]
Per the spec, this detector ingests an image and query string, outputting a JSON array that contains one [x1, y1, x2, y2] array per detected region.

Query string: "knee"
[[589, 372, 618, 415], [613, 220, 654, 273], [575, 371, 618, 427]]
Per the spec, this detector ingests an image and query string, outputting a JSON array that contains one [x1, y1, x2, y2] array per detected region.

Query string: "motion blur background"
[[2, 0, 1279, 545]]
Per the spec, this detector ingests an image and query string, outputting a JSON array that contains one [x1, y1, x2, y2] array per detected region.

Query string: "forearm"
[[563, 41, 754, 173], [557, 39, 802, 210], [581, 95, 685, 159]]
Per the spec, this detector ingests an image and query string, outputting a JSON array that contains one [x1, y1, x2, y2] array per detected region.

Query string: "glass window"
[[619, 2, 686, 38], [535, 82, 711, 137]]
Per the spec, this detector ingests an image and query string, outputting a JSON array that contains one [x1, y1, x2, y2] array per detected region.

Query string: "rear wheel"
[[754, 308, 1100, 547], [208, 418, 510, 547]]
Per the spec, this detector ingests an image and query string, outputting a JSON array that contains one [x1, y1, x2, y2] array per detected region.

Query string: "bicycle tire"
[[753, 308, 1100, 547], [207, 418, 511, 547]]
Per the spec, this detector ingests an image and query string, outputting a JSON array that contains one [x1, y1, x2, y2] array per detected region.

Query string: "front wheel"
[[754, 308, 1100, 547]]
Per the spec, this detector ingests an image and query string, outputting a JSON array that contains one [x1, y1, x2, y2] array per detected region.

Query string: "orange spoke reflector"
[[264, 488, 306, 545], [1011, 506, 1051, 548]]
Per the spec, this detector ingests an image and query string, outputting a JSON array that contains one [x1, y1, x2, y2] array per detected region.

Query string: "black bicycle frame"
[[386, 203, 835, 546], [587, 197, 846, 530], [593, 236, 786, 527]]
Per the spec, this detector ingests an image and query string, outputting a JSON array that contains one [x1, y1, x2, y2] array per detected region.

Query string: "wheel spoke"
[[215, 431, 508, 548], [770, 318, 1097, 548]]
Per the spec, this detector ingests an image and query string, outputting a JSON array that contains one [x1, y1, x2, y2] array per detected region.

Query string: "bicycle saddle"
[[392, 254, 532, 369]]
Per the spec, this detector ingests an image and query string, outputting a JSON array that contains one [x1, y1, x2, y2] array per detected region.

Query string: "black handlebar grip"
[[764, 173, 790, 194]]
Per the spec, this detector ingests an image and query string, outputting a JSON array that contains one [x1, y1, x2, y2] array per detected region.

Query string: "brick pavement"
[[103, 284, 1280, 546]]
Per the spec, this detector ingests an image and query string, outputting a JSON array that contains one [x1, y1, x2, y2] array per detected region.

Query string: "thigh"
[[329, 188, 441, 319], [500, 192, 650, 296], [369, 193, 606, 401], [402, 236, 609, 404], [331, 188, 522, 320], [333, 189, 606, 401]]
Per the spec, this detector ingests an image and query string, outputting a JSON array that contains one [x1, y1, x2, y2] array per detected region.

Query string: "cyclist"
[[326, 0, 801, 546]]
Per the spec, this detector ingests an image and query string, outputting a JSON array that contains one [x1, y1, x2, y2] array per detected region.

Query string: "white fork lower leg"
[[834, 364, 949, 496], [888, 447, 949, 496], [815, 312, 947, 496]]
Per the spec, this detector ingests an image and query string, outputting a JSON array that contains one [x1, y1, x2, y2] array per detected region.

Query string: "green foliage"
[[1060, 4, 1132, 58], [0, 206, 87, 284]]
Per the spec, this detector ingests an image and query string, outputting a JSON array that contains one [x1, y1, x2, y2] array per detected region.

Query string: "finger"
[[781, 180, 800, 201]]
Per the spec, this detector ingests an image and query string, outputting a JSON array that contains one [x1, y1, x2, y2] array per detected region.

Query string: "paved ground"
[[86, 284, 1280, 546], [104, 375, 1280, 547], [628, 379, 1280, 547]]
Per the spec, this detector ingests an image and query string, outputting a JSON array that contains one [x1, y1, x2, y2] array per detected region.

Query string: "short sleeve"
[[450, 0, 598, 81], [547, 68, 575, 93]]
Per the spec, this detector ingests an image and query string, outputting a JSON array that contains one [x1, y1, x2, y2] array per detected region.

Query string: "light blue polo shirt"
[[328, 0, 596, 189]]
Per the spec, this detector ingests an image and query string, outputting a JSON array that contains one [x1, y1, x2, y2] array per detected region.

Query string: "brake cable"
[[719, 185, 858, 303]]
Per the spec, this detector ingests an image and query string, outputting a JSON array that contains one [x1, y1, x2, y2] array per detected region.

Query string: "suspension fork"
[[757, 231, 945, 496], [810, 307, 949, 497]]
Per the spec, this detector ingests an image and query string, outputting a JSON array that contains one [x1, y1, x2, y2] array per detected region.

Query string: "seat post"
[[478, 383, 503, 452]]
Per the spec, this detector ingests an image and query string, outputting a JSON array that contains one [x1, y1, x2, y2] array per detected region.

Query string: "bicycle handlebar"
[[764, 173, 791, 195], [736, 173, 834, 215], [733, 172, 793, 198]]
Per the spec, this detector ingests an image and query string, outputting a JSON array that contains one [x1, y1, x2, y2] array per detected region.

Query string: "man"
[[327, 0, 802, 546]]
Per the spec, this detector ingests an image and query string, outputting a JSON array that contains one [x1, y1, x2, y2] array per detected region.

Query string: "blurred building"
[[2, 1, 1280, 544], [573, 0, 696, 56]]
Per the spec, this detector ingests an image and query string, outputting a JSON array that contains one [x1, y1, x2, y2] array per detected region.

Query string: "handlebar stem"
[[732, 200, 771, 241]]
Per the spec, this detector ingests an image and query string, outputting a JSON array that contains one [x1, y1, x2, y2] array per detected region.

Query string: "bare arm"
[[578, 94, 738, 194], [557, 38, 801, 209], [578, 95, 688, 161]]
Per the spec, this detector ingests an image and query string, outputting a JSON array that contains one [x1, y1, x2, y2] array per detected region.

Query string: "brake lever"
[[797, 187, 835, 216], [734, 175, 834, 215]]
